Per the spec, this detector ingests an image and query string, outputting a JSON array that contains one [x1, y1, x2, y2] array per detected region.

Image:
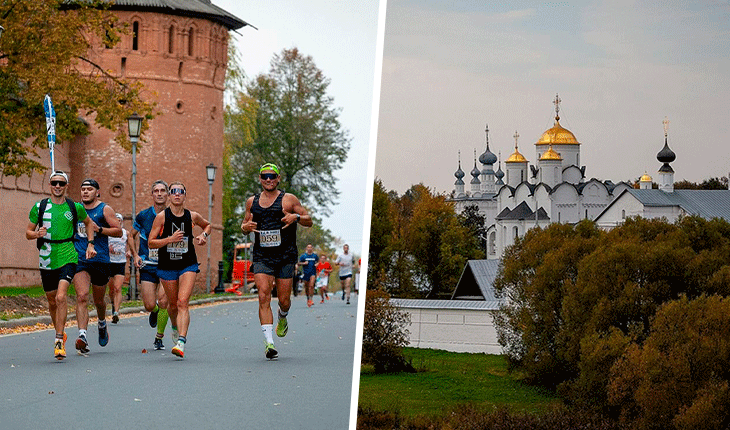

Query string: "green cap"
[[259, 163, 280, 175]]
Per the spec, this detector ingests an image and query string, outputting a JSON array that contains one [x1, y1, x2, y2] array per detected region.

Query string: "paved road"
[[0, 294, 358, 429]]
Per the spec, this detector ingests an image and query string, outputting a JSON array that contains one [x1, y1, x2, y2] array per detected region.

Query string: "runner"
[[336, 244, 354, 305], [240, 163, 312, 360], [316, 254, 332, 304], [72, 178, 123, 353], [132, 180, 172, 350], [107, 213, 134, 324], [26, 171, 95, 360], [298, 244, 318, 307], [148, 181, 211, 359]]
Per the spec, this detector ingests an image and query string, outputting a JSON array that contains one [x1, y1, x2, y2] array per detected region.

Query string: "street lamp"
[[127, 112, 143, 299], [206, 163, 217, 293]]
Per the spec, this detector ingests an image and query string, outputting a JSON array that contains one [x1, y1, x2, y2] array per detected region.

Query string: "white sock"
[[79, 329, 87, 337], [261, 324, 274, 344]]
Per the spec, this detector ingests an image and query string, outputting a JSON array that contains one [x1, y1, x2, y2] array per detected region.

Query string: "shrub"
[[361, 288, 414, 373]]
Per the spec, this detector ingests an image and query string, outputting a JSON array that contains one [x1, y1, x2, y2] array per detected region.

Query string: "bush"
[[361, 287, 414, 373]]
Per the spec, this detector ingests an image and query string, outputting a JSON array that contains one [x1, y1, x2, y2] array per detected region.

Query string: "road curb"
[[0, 294, 256, 329]]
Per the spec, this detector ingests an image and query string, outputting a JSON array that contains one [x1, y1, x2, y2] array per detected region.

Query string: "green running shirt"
[[29, 199, 88, 270]]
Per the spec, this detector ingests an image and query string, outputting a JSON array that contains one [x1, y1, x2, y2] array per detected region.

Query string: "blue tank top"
[[133, 206, 160, 265], [75, 202, 111, 263]]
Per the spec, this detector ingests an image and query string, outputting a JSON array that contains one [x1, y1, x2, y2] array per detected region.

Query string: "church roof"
[[536, 118, 580, 145], [105, 0, 249, 30], [390, 298, 501, 311], [598, 189, 730, 222], [496, 201, 549, 220], [450, 259, 502, 305]]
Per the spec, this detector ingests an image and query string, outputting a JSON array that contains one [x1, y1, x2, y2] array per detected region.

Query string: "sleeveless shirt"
[[157, 208, 198, 270], [75, 202, 111, 263], [251, 191, 298, 263]]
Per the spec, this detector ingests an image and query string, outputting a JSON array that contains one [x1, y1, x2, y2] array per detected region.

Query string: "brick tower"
[[0, 1, 247, 288]]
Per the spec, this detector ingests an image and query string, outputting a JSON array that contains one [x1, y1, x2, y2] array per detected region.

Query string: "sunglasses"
[[170, 188, 186, 195], [50, 181, 67, 187], [260, 173, 278, 180]]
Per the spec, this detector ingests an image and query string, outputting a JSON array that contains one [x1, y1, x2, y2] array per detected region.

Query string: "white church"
[[449, 95, 730, 260]]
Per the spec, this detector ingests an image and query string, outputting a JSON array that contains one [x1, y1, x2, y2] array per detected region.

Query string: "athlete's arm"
[[281, 194, 313, 228], [240, 196, 257, 233], [131, 227, 143, 268], [82, 215, 97, 259], [125, 229, 137, 260], [149, 211, 180, 249], [25, 221, 45, 240], [100, 205, 123, 237], [191, 211, 211, 246]]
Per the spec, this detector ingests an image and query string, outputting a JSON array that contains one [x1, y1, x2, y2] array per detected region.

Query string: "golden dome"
[[640, 172, 652, 182], [539, 145, 562, 161], [536, 118, 580, 145], [506, 149, 528, 163]]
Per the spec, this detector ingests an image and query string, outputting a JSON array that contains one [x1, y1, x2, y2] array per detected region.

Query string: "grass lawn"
[[359, 348, 561, 418]]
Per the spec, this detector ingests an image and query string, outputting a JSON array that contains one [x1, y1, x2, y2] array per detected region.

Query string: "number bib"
[[259, 229, 282, 247], [148, 247, 159, 262], [77, 222, 87, 237], [168, 237, 189, 254]]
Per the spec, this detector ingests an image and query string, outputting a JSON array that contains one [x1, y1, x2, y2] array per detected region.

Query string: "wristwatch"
[[296, 214, 301, 222], [203, 231, 209, 238]]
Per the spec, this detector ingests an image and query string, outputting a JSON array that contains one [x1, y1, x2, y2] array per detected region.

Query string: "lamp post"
[[205, 163, 217, 293], [127, 112, 143, 300]]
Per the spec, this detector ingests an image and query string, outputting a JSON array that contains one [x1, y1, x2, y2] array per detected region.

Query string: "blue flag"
[[43, 95, 56, 172]]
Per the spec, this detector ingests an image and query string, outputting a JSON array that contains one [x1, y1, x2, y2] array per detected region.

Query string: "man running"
[[107, 213, 135, 324], [336, 244, 354, 305], [316, 254, 332, 304], [298, 244, 318, 307], [240, 163, 312, 360], [73, 178, 123, 353], [26, 171, 95, 360], [148, 181, 211, 359], [133, 180, 172, 350]]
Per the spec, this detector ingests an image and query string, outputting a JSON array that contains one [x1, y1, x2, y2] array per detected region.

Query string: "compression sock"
[[98, 319, 106, 327], [152, 304, 159, 313], [157, 308, 169, 335], [261, 324, 274, 344]]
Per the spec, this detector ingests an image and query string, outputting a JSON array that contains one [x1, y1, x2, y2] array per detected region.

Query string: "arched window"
[[513, 226, 519, 240], [188, 27, 195, 56], [132, 21, 139, 51], [488, 231, 496, 255], [621, 209, 626, 219], [168, 25, 175, 54], [585, 209, 588, 219]]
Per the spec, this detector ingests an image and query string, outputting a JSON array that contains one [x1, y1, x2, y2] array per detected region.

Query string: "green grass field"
[[359, 348, 561, 418]]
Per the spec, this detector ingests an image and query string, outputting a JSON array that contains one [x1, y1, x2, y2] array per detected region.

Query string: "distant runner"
[[240, 163, 312, 360], [26, 171, 94, 360], [336, 244, 354, 305], [316, 254, 332, 304], [107, 213, 134, 324], [298, 244, 318, 307]]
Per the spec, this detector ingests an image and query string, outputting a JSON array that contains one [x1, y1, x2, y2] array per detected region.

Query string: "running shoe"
[[276, 317, 288, 337], [171, 340, 185, 358], [75, 334, 90, 353], [98, 323, 109, 347], [342, 292, 345, 300], [149, 306, 158, 328], [54, 340, 66, 360], [326, 295, 329, 300], [112, 312, 119, 324], [346, 300, 350, 305], [153, 337, 165, 350], [320, 299, 324, 304], [264, 342, 278, 360], [307, 299, 313, 307], [171, 328, 179, 344]]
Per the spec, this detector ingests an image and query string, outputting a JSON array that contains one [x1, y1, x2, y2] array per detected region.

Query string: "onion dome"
[[454, 156, 465, 180], [657, 139, 676, 164], [539, 144, 562, 161], [640, 172, 652, 183], [470, 160, 481, 180], [536, 94, 579, 146], [479, 124, 498, 165], [506, 130, 528, 163]]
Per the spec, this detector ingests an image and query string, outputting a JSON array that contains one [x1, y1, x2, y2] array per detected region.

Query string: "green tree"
[[459, 204, 488, 251], [225, 47, 350, 216], [361, 288, 414, 373], [0, 0, 156, 176]]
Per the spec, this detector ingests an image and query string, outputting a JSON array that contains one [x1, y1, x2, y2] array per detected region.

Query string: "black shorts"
[[253, 261, 296, 279], [76, 261, 111, 286], [339, 273, 353, 281], [109, 262, 126, 277], [40, 263, 77, 292], [139, 265, 160, 284]]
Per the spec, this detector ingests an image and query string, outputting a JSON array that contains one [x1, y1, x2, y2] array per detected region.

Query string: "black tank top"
[[251, 191, 298, 262], [157, 208, 198, 270]]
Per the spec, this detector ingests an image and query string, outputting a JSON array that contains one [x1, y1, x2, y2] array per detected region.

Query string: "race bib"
[[148, 247, 159, 262], [259, 229, 282, 247], [77, 222, 87, 237], [168, 237, 189, 254]]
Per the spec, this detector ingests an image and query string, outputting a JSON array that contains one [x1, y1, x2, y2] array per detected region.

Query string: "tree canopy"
[[0, 0, 156, 176]]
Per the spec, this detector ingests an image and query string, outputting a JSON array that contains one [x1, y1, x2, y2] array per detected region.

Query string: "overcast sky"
[[375, 0, 730, 194], [213, 0, 380, 256]]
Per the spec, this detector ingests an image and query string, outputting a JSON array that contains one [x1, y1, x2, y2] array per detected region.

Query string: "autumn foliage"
[[494, 215, 730, 429]]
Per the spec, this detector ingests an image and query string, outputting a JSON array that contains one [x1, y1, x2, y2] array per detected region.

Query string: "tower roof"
[[478, 124, 498, 165], [640, 172, 652, 182], [106, 0, 249, 30], [506, 131, 528, 163], [536, 94, 580, 145], [539, 144, 562, 161]]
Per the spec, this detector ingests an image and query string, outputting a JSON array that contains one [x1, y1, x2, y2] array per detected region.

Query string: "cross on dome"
[[553, 93, 561, 121], [663, 116, 669, 138]]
